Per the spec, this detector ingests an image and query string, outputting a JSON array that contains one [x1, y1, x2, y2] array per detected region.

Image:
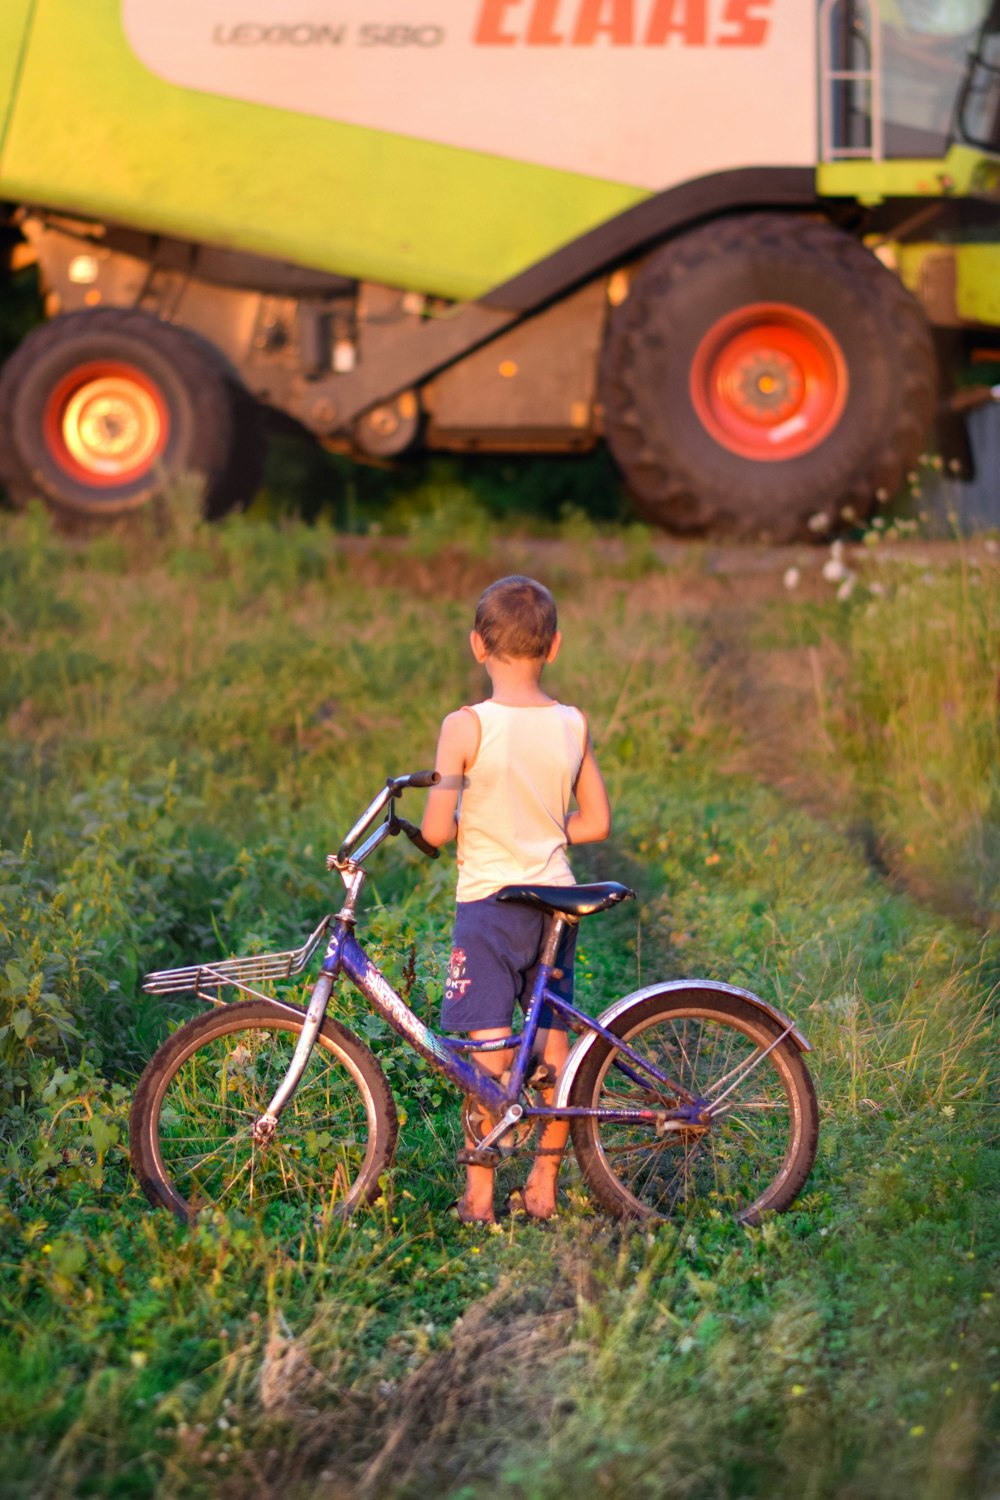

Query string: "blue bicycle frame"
[[250, 777, 705, 1150]]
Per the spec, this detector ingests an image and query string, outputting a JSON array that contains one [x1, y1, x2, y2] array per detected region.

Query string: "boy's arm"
[[420, 710, 478, 847], [567, 734, 611, 845]]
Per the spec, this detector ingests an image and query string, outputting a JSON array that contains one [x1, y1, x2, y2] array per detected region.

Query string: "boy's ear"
[[470, 629, 489, 664], [546, 630, 562, 664]]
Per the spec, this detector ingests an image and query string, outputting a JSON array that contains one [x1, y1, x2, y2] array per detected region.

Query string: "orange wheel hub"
[[43, 362, 170, 485], [690, 304, 848, 461]]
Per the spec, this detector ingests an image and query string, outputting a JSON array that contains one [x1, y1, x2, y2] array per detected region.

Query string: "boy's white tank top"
[[456, 699, 586, 903]]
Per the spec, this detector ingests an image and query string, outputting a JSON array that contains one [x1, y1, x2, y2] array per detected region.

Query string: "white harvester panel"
[[123, 0, 818, 188]]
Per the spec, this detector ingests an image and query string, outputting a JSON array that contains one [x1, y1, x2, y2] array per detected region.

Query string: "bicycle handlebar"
[[335, 771, 441, 864], [387, 769, 440, 794]]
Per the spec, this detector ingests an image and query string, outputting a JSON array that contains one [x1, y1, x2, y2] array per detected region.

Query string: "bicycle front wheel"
[[130, 999, 397, 1232], [569, 990, 818, 1224]]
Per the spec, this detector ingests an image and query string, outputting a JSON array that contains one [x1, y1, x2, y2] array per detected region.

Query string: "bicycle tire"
[[569, 990, 818, 1224], [130, 999, 398, 1230]]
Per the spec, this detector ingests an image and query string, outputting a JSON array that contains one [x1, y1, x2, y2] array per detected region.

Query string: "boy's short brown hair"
[[474, 575, 558, 660]]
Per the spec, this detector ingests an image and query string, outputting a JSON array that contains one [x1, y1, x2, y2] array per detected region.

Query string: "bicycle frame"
[[251, 896, 708, 1150]]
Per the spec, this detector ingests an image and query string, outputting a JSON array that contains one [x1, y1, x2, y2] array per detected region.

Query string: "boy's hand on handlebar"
[[390, 814, 440, 860], [388, 774, 442, 858]]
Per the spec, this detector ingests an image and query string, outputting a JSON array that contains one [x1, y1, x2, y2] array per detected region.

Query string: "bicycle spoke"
[[597, 1119, 711, 1209], [703, 1025, 795, 1108], [596, 1136, 676, 1158], [711, 1097, 786, 1113]]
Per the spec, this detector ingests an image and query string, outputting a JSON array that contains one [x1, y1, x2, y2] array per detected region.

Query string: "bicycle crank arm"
[[455, 1102, 524, 1166], [252, 971, 334, 1143]]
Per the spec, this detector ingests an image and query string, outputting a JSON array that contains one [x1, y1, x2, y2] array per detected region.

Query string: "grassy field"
[[1, 498, 997, 1499]]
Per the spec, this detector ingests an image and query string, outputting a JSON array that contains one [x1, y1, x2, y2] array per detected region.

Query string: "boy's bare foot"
[[454, 1161, 497, 1224], [515, 1162, 561, 1220], [451, 1188, 496, 1224], [504, 1187, 556, 1222]]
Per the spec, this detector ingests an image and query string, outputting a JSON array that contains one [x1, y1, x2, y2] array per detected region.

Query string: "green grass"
[[0, 502, 997, 1498]]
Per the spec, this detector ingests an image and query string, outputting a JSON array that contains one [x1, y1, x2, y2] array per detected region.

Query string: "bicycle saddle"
[[496, 881, 636, 917]]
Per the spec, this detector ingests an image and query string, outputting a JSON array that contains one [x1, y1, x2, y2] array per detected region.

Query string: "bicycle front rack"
[[141, 916, 332, 1001]]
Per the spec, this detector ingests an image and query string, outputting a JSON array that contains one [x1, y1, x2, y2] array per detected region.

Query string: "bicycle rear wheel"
[[130, 999, 397, 1232], [569, 990, 817, 1224]]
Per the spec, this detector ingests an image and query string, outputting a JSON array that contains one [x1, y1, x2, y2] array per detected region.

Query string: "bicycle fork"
[[251, 971, 334, 1144]]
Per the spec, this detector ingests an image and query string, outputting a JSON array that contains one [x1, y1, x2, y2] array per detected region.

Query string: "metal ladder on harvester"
[[818, 0, 884, 164]]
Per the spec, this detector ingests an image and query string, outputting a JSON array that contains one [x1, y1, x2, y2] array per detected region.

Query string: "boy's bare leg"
[[523, 1027, 570, 1219], [459, 1027, 511, 1223]]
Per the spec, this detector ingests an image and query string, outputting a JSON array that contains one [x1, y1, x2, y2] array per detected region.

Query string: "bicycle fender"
[[555, 979, 811, 1111]]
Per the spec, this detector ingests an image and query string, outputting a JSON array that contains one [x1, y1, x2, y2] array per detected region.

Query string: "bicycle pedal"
[[456, 1146, 502, 1167], [528, 1061, 557, 1090]]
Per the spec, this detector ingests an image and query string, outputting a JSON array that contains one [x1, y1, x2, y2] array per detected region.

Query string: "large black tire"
[[569, 990, 818, 1224], [130, 1000, 398, 1232], [600, 214, 937, 541], [0, 309, 266, 521]]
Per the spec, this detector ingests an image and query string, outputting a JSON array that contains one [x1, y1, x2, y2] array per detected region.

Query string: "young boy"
[[420, 575, 611, 1224]]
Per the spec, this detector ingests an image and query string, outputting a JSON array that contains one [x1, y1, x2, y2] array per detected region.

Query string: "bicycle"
[[130, 771, 819, 1231]]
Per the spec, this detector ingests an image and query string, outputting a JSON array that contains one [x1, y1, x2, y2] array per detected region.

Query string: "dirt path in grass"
[[636, 538, 997, 917], [678, 568, 854, 821]]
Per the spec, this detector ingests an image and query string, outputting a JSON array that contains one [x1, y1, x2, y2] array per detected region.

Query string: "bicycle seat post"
[[540, 911, 575, 976]]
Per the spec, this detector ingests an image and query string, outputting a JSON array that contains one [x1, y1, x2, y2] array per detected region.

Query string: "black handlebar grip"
[[387, 770, 441, 794], [394, 815, 440, 860]]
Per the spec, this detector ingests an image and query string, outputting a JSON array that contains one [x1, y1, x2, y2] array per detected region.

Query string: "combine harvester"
[[1, 0, 998, 537]]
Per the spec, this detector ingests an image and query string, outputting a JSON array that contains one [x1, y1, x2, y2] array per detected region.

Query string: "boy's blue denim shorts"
[[441, 893, 577, 1034]]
